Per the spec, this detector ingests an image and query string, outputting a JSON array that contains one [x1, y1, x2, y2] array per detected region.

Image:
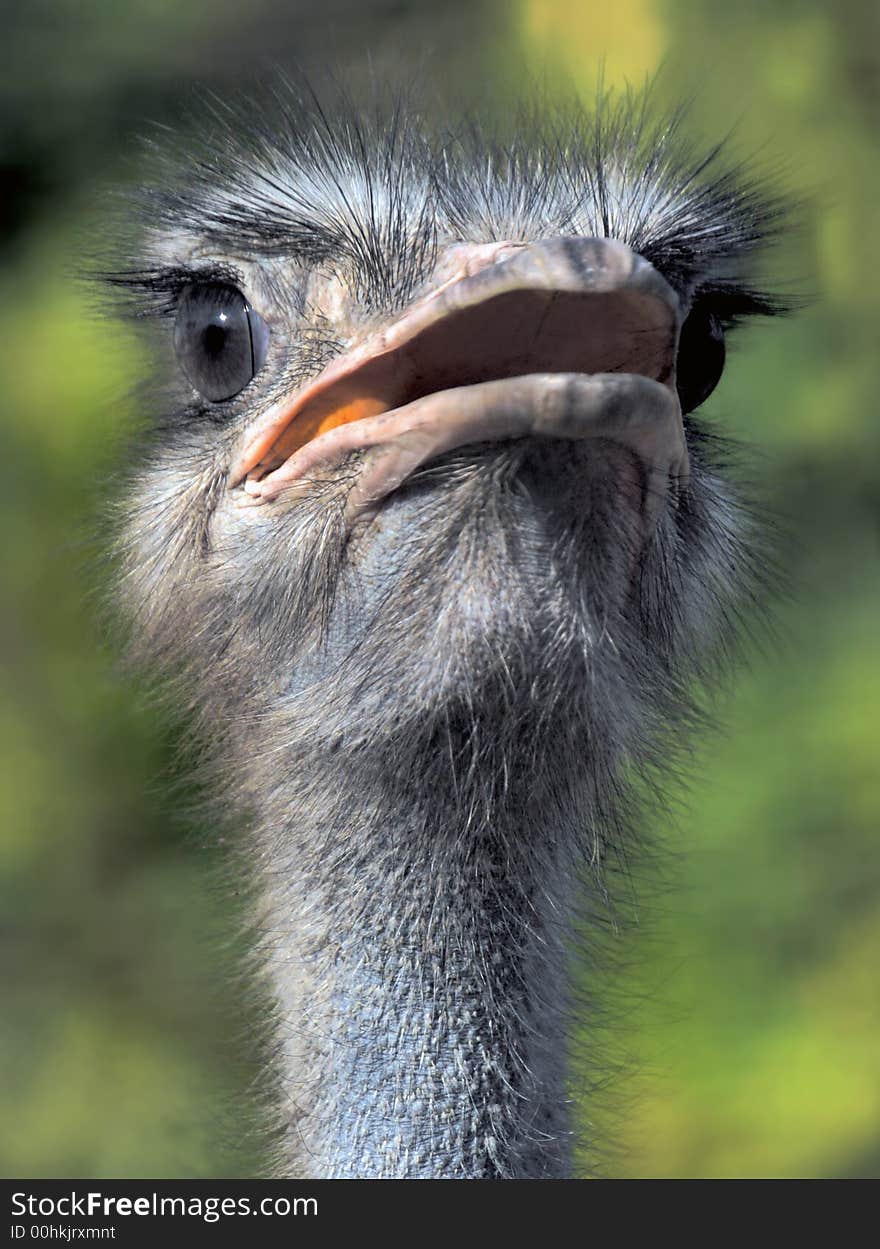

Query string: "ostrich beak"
[[229, 237, 687, 525]]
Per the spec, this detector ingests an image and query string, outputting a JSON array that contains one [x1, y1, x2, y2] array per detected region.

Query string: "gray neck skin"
[[259, 742, 580, 1179]]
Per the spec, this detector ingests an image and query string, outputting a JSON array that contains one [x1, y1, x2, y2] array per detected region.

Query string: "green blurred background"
[[1, 0, 877, 1178]]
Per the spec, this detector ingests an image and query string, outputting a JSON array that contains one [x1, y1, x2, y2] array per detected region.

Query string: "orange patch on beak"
[[278, 393, 389, 459], [245, 388, 393, 477]]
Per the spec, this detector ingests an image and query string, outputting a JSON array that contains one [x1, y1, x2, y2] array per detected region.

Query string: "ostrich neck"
[[259, 744, 579, 1179]]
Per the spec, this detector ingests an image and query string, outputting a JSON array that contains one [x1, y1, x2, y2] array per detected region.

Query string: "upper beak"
[[229, 236, 688, 526]]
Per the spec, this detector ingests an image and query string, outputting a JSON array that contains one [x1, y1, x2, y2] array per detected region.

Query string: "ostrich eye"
[[174, 283, 270, 402], [675, 304, 725, 414]]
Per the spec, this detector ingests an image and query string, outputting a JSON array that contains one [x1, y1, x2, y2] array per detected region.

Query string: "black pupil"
[[203, 322, 228, 357], [676, 305, 725, 414]]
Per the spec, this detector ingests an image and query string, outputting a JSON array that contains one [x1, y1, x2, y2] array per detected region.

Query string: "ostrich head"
[[107, 87, 786, 1178]]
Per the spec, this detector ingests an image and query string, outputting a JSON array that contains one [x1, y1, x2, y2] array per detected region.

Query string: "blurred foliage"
[[0, 0, 877, 1178]]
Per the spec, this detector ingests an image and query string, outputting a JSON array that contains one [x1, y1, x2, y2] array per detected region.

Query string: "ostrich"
[[105, 86, 787, 1179]]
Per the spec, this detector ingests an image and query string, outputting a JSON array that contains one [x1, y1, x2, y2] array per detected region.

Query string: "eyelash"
[[104, 263, 245, 319]]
